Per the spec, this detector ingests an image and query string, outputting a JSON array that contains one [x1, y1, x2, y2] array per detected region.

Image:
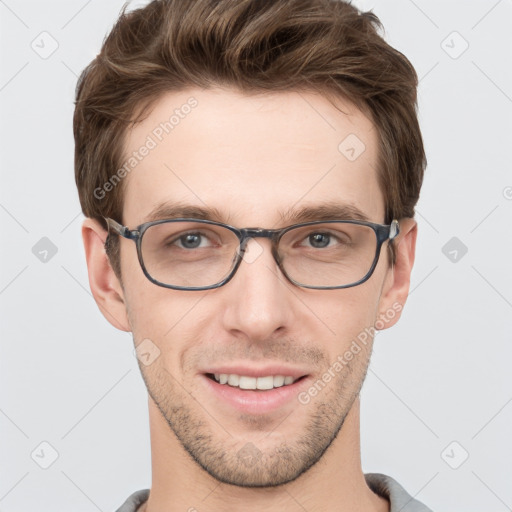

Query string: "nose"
[[220, 237, 294, 343]]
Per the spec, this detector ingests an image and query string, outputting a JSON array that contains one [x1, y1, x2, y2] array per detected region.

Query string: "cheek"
[[119, 241, 175, 333], [306, 286, 381, 346], [124, 280, 214, 370], [126, 289, 192, 339]]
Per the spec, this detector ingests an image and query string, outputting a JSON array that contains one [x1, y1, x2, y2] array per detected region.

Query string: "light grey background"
[[1, 0, 511, 510]]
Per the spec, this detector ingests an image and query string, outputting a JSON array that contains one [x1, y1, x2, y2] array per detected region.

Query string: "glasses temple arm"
[[103, 217, 136, 239], [388, 219, 400, 240]]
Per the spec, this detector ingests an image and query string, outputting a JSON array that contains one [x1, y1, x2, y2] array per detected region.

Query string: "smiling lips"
[[203, 364, 309, 392], [209, 373, 300, 390], [202, 369, 311, 414]]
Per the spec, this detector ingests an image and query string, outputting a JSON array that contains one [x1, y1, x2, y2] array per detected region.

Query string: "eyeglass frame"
[[104, 216, 400, 291]]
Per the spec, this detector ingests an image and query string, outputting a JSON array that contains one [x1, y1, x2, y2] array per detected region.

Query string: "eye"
[[299, 229, 350, 249], [166, 230, 219, 250], [175, 232, 209, 249], [307, 232, 332, 249]]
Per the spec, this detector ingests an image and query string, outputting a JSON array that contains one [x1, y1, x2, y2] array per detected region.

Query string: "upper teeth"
[[213, 374, 297, 390]]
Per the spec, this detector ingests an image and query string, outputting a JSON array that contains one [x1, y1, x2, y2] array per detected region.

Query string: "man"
[[74, 0, 431, 510]]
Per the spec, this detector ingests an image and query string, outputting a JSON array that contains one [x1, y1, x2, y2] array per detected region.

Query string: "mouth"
[[204, 372, 307, 390], [200, 371, 311, 414]]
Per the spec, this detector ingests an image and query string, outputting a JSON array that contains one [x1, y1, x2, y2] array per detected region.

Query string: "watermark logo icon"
[[31, 31, 59, 59], [134, 338, 161, 366], [31, 441, 59, 469], [442, 236, 468, 263], [237, 442, 262, 468], [239, 239, 264, 264], [32, 237, 58, 263], [441, 441, 469, 469], [441, 31, 469, 60], [338, 134, 366, 162]]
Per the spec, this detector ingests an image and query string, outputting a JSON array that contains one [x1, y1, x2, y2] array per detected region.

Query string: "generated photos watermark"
[[94, 96, 198, 200], [298, 301, 403, 405]]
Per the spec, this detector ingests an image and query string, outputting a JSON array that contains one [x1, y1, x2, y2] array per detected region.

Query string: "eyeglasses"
[[105, 217, 400, 291]]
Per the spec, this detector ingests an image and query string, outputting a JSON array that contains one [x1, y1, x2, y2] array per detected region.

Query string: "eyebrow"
[[143, 200, 372, 226]]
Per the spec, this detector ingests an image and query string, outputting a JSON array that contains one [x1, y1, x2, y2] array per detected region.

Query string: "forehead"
[[120, 87, 383, 227]]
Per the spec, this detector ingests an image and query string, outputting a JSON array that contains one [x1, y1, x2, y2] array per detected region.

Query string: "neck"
[[142, 396, 389, 512]]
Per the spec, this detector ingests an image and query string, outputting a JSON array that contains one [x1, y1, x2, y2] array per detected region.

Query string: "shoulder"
[[365, 473, 434, 512], [114, 489, 150, 512]]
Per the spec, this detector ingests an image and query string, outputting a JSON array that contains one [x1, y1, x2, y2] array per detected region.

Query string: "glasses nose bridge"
[[237, 227, 282, 262], [239, 227, 281, 247]]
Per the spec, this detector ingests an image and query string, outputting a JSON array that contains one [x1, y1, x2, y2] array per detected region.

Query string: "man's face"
[[114, 87, 397, 486]]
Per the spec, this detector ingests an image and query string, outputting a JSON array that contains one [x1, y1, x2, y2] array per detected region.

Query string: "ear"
[[82, 218, 131, 332], [375, 217, 417, 330]]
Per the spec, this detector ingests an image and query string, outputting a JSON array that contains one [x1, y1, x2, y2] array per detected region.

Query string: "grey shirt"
[[115, 473, 433, 511]]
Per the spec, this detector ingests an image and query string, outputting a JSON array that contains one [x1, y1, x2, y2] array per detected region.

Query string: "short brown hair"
[[74, 0, 426, 278]]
